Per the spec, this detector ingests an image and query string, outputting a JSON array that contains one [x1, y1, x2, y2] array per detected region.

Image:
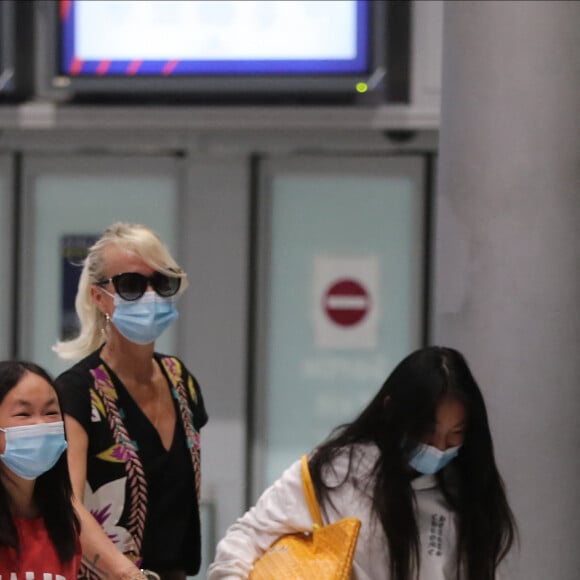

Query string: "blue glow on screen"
[[60, 0, 370, 77]]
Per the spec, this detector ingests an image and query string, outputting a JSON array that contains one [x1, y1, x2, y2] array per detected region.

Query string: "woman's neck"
[[100, 332, 157, 384]]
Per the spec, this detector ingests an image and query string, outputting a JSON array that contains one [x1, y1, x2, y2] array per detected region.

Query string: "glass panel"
[[256, 156, 426, 490], [20, 156, 180, 377]]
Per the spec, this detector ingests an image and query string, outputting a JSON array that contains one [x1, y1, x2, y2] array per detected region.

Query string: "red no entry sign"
[[323, 278, 370, 327]]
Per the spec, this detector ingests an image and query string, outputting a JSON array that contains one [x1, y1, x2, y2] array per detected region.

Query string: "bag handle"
[[300, 455, 324, 528]]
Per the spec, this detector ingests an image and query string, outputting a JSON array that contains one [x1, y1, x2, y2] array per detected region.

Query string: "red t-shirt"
[[0, 517, 81, 579]]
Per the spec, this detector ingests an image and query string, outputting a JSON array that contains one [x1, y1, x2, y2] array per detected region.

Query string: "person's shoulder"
[[55, 350, 103, 385], [155, 352, 199, 382], [352, 441, 381, 465], [322, 442, 379, 485], [155, 352, 206, 419], [155, 350, 179, 360], [334, 442, 380, 466], [155, 351, 187, 369]]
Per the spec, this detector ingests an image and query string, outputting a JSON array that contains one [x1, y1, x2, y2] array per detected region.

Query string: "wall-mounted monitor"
[[36, 0, 387, 103]]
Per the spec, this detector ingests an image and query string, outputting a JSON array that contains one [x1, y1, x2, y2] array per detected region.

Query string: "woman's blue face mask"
[[406, 396, 466, 474], [100, 288, 179, 345], [0, 421, 67, 479], [111, 291, 179, 345], [408, 442, 461, 475]]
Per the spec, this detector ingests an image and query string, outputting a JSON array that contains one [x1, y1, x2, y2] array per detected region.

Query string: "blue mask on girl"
[[0, 421, 68, 480], [408, 442, 460, 475], [112, 290, 178, 345]]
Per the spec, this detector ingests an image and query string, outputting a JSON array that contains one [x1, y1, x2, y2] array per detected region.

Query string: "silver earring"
[[101, 313, 111, 337]]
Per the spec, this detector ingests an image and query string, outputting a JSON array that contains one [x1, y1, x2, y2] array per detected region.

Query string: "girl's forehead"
[[435, 396, 466, 424], [1, 373, 57, 407]]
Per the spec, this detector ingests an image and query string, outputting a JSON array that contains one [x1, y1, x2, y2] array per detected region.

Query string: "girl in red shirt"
[[0, 361, 81, 579]]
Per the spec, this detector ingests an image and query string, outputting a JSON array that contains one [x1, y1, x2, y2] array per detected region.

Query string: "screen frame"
[[36, 0, 387, 103], [0, 0, 16, 96], [0, 0, 34, 99]]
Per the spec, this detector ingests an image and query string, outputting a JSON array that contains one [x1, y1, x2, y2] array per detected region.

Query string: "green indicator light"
[[356, 82, 368, 94]]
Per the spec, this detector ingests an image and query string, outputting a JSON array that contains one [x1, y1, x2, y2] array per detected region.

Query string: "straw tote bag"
[[249, 455, 361, 580]]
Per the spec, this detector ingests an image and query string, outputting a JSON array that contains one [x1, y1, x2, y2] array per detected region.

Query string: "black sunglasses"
[[96, 271, 181, 302]]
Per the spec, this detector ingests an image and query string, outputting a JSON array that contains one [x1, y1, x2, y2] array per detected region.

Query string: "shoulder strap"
[[160, 356, 202, 505], [300, 455, 323, 528], [89, 365, 147, 561]]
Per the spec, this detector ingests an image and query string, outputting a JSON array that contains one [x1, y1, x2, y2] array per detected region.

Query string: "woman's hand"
[[120, 568, 160, 580]]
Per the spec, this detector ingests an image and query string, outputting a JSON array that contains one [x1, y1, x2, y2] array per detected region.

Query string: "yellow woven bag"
[[249, 455, 361, 580]]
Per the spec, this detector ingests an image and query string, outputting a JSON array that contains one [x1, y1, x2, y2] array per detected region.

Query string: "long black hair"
[[309, 346, 517, 580], [0, 360, 80, 562]]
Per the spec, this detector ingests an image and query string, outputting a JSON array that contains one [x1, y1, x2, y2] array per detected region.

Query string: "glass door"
[[252, 155, 428, 495]]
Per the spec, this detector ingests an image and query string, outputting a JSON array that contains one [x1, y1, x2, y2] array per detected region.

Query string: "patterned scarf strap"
[[90, 365, 148, 557], [160, 356, 202, 505]]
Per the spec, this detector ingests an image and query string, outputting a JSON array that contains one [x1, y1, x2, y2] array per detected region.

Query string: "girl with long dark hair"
[[208, 346, 517, 580]]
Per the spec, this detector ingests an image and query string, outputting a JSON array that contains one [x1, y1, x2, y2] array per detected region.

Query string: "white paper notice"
[[313, 256, 380, 349]]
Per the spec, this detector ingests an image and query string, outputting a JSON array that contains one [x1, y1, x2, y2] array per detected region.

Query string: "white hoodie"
[[207, 443, 464, 580]]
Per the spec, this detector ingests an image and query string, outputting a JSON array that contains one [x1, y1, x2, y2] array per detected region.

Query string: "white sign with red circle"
[[313, 256, 379, 349], [324, 278, 371, 327]]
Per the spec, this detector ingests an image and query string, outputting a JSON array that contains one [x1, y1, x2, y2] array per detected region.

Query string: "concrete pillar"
[[433, 1, 580, 578]]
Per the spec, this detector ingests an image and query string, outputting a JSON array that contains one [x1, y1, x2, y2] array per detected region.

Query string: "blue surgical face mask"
[[112, 290, 178, 345], [0, 421, 68, 480], [408, 442, 460, 475]]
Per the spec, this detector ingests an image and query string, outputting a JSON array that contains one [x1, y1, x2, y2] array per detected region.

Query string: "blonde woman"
[[54, 222, 208, 580]]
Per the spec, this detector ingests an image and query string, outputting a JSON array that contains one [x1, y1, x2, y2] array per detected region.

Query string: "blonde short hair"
[[53, 222, 187, 360]]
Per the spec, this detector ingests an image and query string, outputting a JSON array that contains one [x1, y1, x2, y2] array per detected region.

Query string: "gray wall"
[[178, 154, 251, 551], [433, 1, 580, 578]]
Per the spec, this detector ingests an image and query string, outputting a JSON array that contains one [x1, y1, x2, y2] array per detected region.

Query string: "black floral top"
[[56, 349, 208, 576]]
